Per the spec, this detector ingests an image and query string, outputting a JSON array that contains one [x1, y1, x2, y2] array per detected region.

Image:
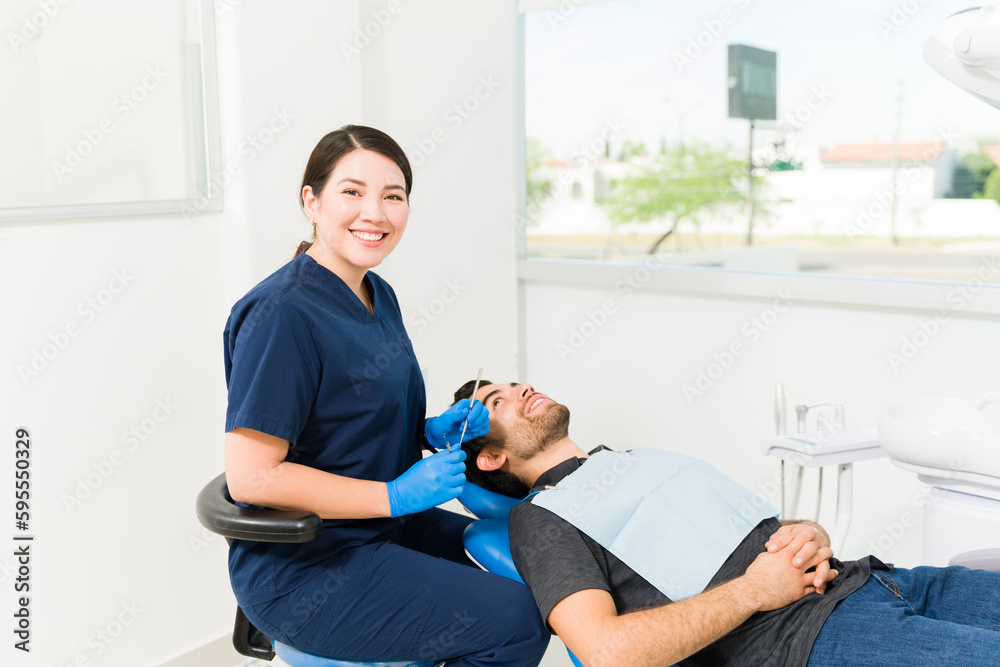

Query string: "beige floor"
[[154, 635, 575, 666], [157, 635, 246, 667]]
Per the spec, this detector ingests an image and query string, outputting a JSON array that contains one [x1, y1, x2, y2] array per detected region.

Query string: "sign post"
[[728, 44, 777, 245]]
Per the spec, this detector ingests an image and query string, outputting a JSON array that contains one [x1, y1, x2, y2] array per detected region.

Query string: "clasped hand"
[[766, 521, 833, 590], [746, 524, 838, 612]]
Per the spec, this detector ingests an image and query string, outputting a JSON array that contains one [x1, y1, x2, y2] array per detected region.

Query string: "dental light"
[[924, 5, 1000, 110]]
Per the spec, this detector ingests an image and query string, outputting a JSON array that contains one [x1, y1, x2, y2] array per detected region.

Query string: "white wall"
[[357, 0, 522, 411], [523, 277, 1000, 571], [0, 1, 366, 665], [2, 0, 532, 665]]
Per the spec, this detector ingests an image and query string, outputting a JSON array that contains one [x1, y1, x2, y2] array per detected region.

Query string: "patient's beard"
[[506, 402, 571, 461]]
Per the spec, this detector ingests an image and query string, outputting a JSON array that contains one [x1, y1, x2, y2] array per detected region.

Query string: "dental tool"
[[452, 367, 483, 452]]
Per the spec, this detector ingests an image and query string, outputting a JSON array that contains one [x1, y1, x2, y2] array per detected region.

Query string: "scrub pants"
[[807, 565, 1000, 666], [243, 508, 549, 666]]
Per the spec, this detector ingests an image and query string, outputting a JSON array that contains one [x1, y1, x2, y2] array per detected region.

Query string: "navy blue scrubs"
[[223, 253, 547, 665]]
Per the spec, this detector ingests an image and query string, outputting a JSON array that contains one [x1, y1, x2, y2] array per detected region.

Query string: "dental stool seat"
[[274, 642, 434, 667], [196, 473, 436, 667], [949, 547, 1000, 572]]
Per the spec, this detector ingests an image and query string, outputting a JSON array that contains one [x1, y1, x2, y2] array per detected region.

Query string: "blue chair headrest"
[[458, 482, 522, 520]]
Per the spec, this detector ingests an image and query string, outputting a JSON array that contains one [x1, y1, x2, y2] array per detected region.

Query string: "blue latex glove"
[[425, 399, 490, 450], [386, 449, 467, 518]]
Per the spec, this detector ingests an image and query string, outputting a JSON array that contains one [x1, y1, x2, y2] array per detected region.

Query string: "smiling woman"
[[295, 126, 413, 312], [220, 126, 548, 665]]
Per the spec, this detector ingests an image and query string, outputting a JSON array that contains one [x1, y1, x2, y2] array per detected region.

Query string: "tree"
[[525, 137, 552, 225], [953, 152, 996, 199], [602, 145, 750, 253], [981, 167, 1000, 206]]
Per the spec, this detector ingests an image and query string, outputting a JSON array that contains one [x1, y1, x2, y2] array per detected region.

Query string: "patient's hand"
[[745, 527, 838, 611], [765, 522, 833, 594]]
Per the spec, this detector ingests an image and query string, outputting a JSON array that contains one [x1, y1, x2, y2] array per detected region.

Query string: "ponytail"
[[293, 240, 312, 258]]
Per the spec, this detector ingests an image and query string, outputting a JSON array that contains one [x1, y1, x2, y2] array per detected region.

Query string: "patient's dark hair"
[[453, 379, 530, 499]]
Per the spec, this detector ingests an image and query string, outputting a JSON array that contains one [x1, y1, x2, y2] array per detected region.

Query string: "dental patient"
[[454, 380, 1000, 667]]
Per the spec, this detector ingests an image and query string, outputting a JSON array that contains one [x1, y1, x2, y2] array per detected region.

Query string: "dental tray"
[[760, 426, 882, 461]]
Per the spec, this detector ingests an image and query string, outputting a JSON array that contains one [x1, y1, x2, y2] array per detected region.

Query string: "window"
[[522, 0, 1000, 284], [0, 0, 221, 221]]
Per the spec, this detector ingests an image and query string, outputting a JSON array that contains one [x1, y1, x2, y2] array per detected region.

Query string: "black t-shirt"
[[509, 450, 888, 667]]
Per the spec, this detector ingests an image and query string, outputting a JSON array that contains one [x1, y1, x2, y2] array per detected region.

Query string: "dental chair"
[[195, 473, 439, 667], [457, 483, 586, 667]]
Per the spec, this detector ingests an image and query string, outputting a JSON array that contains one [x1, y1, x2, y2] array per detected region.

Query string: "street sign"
[[728, 44, 777, 121]]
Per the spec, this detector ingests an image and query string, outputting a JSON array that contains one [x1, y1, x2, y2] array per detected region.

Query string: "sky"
[[525, 0, 1000, 161]]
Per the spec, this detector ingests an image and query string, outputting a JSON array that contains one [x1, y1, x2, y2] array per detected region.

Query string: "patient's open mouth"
[[527, 395, 548, 415]]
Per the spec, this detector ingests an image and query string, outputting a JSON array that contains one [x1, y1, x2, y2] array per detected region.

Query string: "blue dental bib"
[[531, 448, 779, 601]]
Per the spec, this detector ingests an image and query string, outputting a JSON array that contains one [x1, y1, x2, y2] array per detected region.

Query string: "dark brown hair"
[[294, 125, 413, 257], [453, 379, 531, 499]]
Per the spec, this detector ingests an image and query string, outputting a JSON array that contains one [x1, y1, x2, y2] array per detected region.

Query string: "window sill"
[[516, 258, 1000, 316]]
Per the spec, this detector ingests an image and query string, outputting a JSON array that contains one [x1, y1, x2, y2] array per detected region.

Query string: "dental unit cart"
[[760, 383, 884, 555]]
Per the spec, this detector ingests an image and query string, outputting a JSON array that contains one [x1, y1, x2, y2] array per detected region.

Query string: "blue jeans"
[[808, 566, 1000, 666], [243, 509, 548, 666]]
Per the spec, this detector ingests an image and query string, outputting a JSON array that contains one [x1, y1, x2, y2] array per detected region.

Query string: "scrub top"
[[223, 252, 426, 606]]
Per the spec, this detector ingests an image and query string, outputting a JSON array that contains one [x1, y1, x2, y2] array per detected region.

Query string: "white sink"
[[879, 394, 1000, 484]]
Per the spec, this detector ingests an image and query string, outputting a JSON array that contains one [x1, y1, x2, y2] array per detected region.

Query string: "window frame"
[[0, 0, 223, 223]]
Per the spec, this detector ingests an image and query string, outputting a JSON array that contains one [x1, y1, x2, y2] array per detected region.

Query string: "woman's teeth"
[[351, 230, 384, 241]]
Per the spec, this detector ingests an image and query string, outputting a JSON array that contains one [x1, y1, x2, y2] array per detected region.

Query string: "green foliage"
[[602, 145, 748, 228], [981, 167, 1000, 205], [619, 140, 649, 161], [525, 137, 552, 222], [768, 158, 801, 171], [953, 152, 996, 199]]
